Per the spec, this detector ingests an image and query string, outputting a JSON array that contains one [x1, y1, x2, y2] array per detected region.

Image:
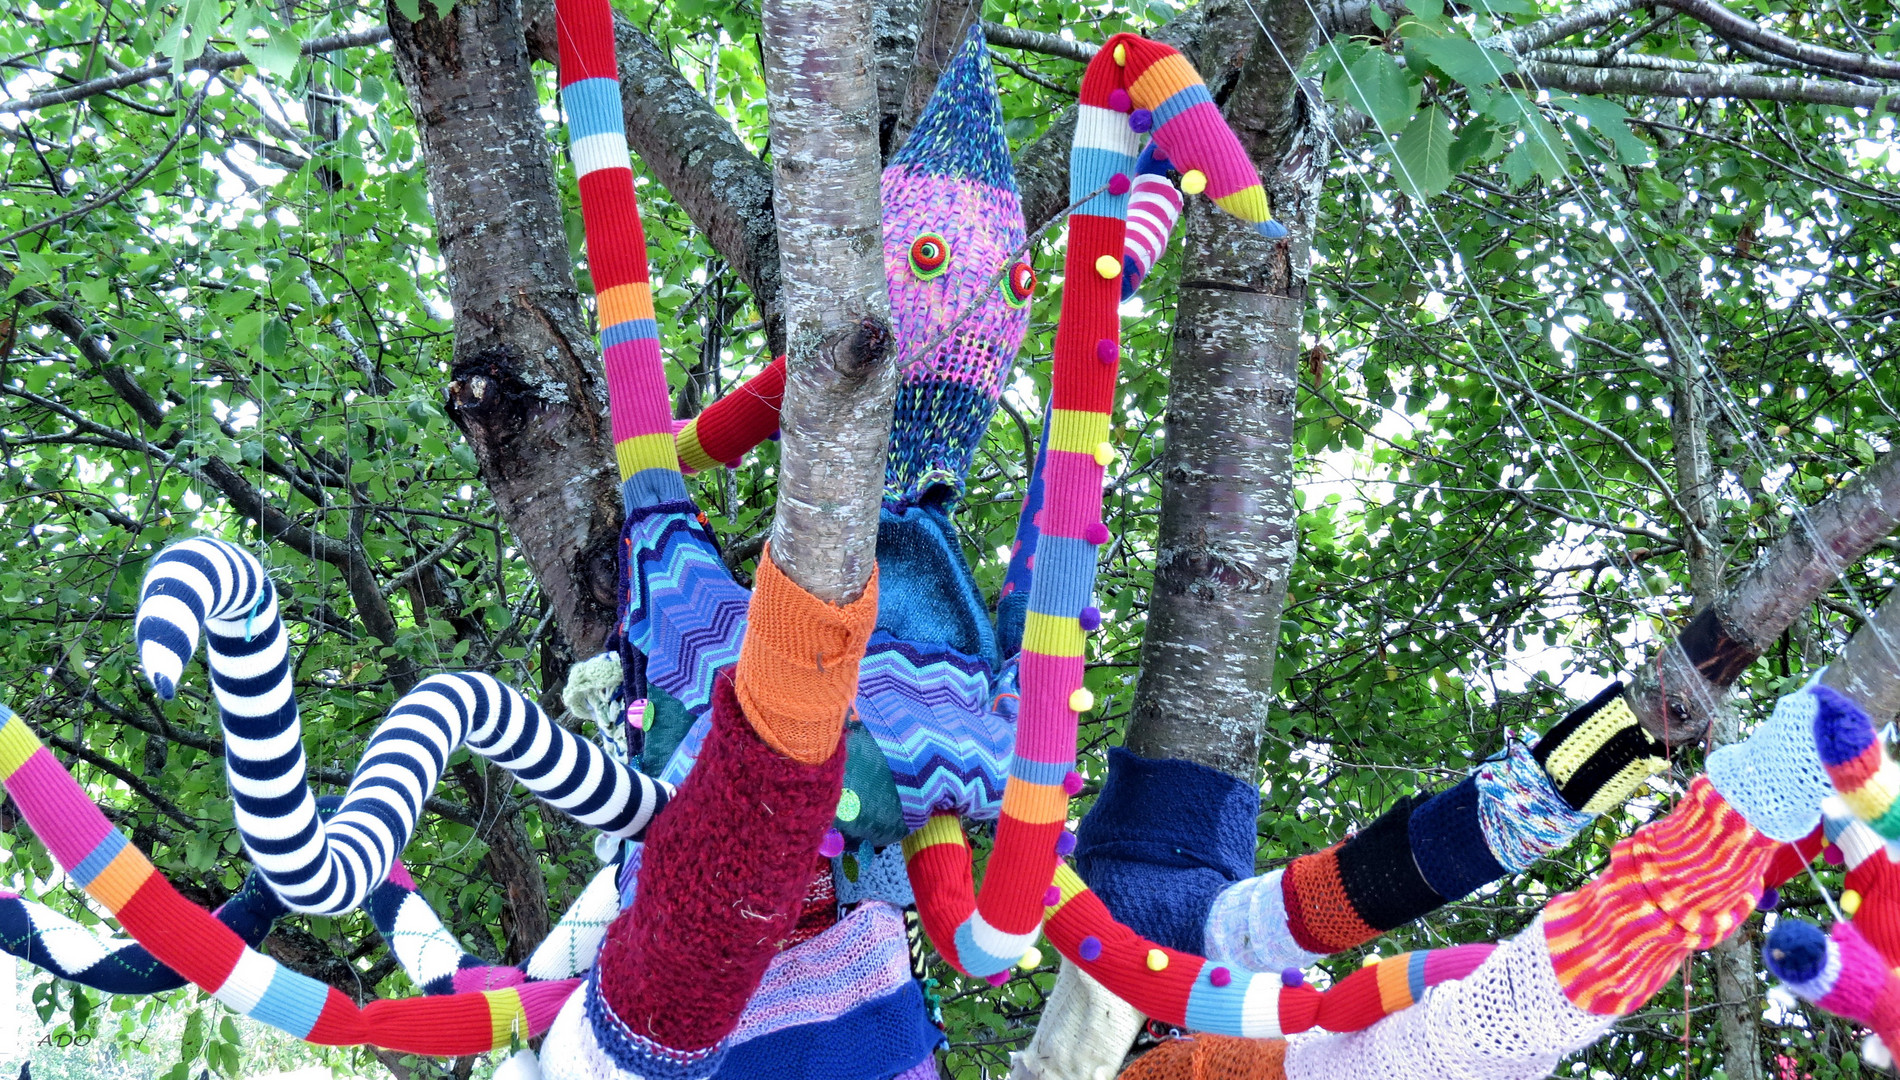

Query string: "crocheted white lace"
[[1203, 869, 1325, 974]]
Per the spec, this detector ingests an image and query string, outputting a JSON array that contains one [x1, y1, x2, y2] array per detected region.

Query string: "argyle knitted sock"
[[1010, 959, 1144, 1080], [1118, 1036, 1286, 1080], [1072, 748, 1259, 953], [1531, 682, 1669, 814], [1766, 919, 1900, 1062], [676, 356, 787, 473], [1707, 683, 1839, 841], [1813, 683, 1900, 837], [733, 546, 878, 764], [1544, 777, 1780, 1015], [595, 670, 847, 1056]]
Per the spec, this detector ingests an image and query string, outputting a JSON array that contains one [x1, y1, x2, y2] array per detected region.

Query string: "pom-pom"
[[1056, 831, 1077, 856], [1209, 966, 1232, 987], [1107, 88, 1132, 112], [1113, 43, 1127, 65], [1146, 949, 1170, 971], [1359, 953, 1380, 969], [1095, 254, 1121, 279], [1128, 109, 1153, 133], [1844, 889, 1864, 916], [1180, 170, 1207, 196], [1080, 936, 1103, 961], [1150, 143, 1169, 164], [1281, 967, 1305, 988], [1063, 771, 1086, 795], [1826, 843, 1845, 865], [1020, 947, 1044, 970], [1079, 606, 1102, 631], [1094, 442, 1118, 467], [1045, 885, 1063, 906], [1757, 887, 1781, 912], [1108, 173, 1131, 195], [1764, 919, 1831, 984], [818, 829, 845, 858], [1084, 523, 1111, 545], [988, 971, 1011, 986], [1095, 338, 1119, 365], [1069, 688, 1096, 713]]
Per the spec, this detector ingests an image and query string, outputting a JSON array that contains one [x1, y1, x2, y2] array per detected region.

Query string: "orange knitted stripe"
[[1545, 778, 1777, 1015], [1118, 1036, 1287, 1080], [733, 547, 879, 764], [1286, 845, 1377, 954]]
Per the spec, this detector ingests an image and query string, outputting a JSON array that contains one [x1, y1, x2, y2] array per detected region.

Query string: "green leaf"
[[1393, 106, 1456, 197], [1551, 93, 1651, 164], [259, 316, 290, 358], [240, 24, 303, 80], [1447, 116, 1497, 171], [1406, 36, 1515, 88], [1339, 49, 1420, 134], [394, 0, 423, 22], [218, 1015, 240, 1044]]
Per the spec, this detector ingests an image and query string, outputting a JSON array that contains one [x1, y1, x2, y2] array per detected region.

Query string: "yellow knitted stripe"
[[1127, 53, 1200, 112], [1048, 409, 1111, 456], [1022, 611, 1085, 658], [1580, 754, 1668, 815], [1047, 863, 1089, 915], [1843, 767, 1900, 827], [599, 282, 654, 328], [675, 420, 722, 473], [1212, 187, 1270, 224], [0, 713, 36, 777], [1001, 780, 1069, 825], [484, 989, 526, 1050], [1543, 697, 1639, 788], [903, 814, 969, 859], [615, 433, 679, 479]]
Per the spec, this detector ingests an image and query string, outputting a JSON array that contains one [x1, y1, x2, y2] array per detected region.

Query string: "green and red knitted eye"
[[909, 234, 951, 280], [1002, 261, 1036, 308]]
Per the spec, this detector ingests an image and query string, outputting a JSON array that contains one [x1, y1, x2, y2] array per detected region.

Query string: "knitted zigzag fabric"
[[136, 537, 669, 916], [0, 703, 577, 1053], [0, 870, 284, 995]]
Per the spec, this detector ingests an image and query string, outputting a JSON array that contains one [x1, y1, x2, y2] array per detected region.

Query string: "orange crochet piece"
[[734, 547, 880, 764], [1119, 1036, 1288, 1080], [1285, 843, 1378, 954], [1544, 776, 1779, 1015]]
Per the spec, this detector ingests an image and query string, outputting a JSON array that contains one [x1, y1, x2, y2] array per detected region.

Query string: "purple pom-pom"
[[1108, 173, 1131, 196], [817, 829, 845, 858], [1084, 523, 1111, 545], [1063, 771, 1086, 795], [1079, 606, 1102, 631], [1280, 967, 1305, 988], [1209, 966, 1232, 987], [987, 971, 1011, 986], [1129, 109, 1154, 133], [1055, 831, 1077, 856], [1096, 338, 1119, 365], [1045, 885, 1062, 906], [1825, 843, 1845, 866], [1079, 936, 1103, 961], [1107, 88, 1133, 113], [1757, 887, 1781, 912]]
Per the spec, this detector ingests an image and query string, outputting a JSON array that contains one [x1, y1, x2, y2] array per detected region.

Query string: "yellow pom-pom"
[[1113, 43, 1127, 66], [1094, 442, 1117, 467], [1146, 949, 1169, 971], [1360, 953, 1381, 969], [1181, 170, 1208, 196], [1844, 889, 1864, 917], [1094, 254, 1121, 279], [1019, 947, 1044, 970], [1069, 688, 1096, 713]]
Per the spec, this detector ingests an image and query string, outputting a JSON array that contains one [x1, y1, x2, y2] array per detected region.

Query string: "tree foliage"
[[1, 0, 1897, 1077]]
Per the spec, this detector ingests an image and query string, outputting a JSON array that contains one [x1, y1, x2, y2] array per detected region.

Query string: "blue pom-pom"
[[1811, 684, 1877, 768], [1757, 887, 1781, 912], [1764, 919, 1830, 983], [1257, 220, 1289, 240]]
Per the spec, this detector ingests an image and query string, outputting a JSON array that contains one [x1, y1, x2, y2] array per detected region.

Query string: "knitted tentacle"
[[1813, 682, 1900, 838], [137, 538, 670, 915], [1120, 143, 1182, 301], [0, 703, 578, 1053], [0, 871, 284, 996], [1766, 919, 1900, 1059], [675, 356, 787, 473], [1820, 801, 1900, 964], [556, 0, 682, 513]]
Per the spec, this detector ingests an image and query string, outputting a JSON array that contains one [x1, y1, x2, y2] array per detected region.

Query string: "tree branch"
[[981, 21, 1097, 63], [1822, 590, 1900, 725], [1656, 0, 1900, 81], [1511, 57, 1893, 108]]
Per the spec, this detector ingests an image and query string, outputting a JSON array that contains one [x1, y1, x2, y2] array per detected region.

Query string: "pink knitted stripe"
[[1014, 653, 1085, 761], [452, 966, 527, 993], [1037, 451, 1108, 535], [1158, 103, 1256, 198], [605, 339, 674, 441], [521, 978, 584, 1032], [6, 750, 113, 869]]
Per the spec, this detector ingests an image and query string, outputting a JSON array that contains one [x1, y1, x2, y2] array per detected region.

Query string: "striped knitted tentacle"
[[675, 356, 787, 473], [1766, 919, 1900, 1061], [0, 703, 579, 1053], [1813, 682, 1900, 839], [136, 538, 670, 915], [1120, 143, 1182, 301], [0, 871, 284, 996], [368, 861, 624, 995], [557, 0, 683, 512]]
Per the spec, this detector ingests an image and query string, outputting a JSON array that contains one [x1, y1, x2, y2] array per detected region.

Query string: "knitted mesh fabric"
[[1529, 682, 1667, 815], [1544, 777, 1778, 1015], [1010, 959, 1145, 1080], [881, 24, 1031, 507], [1279, 916, 1613, 1080], [595, 672, 847, 1052], [1706, 685, 1835, 842], [1072, 748, 1261, 953], [1117, 1036, 1287, 1080], [732, 548, 878, 764], [1202, 870, 1324, 974], [1332, 792, 1444, 934]]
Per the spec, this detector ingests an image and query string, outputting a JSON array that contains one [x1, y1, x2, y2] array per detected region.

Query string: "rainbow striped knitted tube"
[[557, 0, 685, 511], [0, 704, 576, 1054], [1815, 683, 1900, 839], [913, 31, 1284, 980]]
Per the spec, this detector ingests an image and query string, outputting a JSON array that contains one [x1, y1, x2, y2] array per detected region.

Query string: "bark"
[[1822, 594, 1900, 724], [758, 0, 897, 603], [1629, 449, 1900, 743], [1655, 0, 1900, 80], [452, 759, 554, 965], [875, 0, 929, 157], [1511, 58, 1890, 109], [890, 0, 981, 154], [387, 0, 624, 658], [1124, 14, 1329, 779]]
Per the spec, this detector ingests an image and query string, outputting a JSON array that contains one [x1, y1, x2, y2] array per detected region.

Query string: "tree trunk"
[[1821, 594, 1900, 723], [387, 0, 624, 657], [759, 0, 896, 602]]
